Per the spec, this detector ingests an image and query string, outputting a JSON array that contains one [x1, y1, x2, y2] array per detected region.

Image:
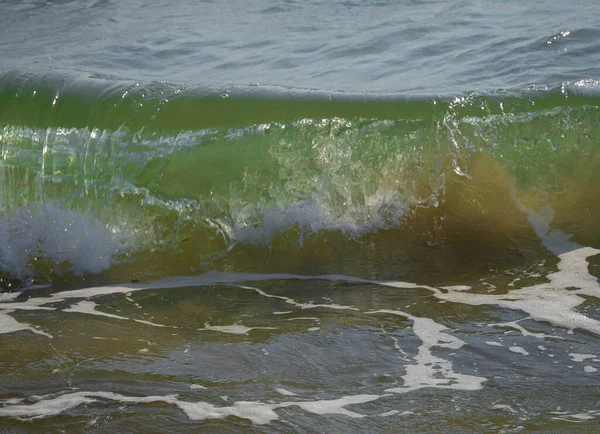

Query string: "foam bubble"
[[0, 392, 98, 420]]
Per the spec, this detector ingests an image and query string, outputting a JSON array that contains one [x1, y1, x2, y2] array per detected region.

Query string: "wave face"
[[1, 75, 600, 283]]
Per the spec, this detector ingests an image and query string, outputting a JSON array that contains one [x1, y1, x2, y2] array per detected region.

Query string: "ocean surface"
[[1, 0, 600, 432]]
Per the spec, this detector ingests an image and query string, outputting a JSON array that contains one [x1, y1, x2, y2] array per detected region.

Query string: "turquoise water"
[[1, 1, 600, 432]]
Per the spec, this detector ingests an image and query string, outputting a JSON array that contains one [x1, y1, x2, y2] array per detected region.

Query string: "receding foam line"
[[377, 208, 600, 336], [2, 206, 599, 339], [368, 309, 485, 393], [0, 310, 52, 338], [200, 322, 276, 335], [63, 301, 131, 321], [489, 319, 561, 340], [0, 390, 384, 423], [0, 271, 369, 337], [227, 283, 359, 311], [63, 300, 171, 328]]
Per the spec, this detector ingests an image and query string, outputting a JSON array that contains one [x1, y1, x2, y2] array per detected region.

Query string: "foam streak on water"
[[0, 206, 598, 427]]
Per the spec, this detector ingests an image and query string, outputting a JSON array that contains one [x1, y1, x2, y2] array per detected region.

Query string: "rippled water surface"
[[2, 0, 600, 92]]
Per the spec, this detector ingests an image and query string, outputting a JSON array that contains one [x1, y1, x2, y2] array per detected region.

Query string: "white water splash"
[[229, 187, 406, 246], [0, 203, 130, 278]]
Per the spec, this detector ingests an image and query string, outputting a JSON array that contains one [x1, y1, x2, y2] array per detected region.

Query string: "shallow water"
[[1, 0, 600, 432], [1, 229, 600, 432]]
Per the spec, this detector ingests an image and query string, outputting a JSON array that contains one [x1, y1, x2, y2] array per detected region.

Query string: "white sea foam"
[[485, 341, 503, 347], [489, 319, 559, 339], [176, 399, 279, 424], [0, 273, 365, 338], [201, 322, 276, 335], [0, 310, 52, 337], [0, 203, 130, 278], [508, 346, 529, 356], [63, 300, 130, 321], [229, 187, 406, 246], [0, 392, 99, 420], [377, 409, 414, 417], [275, 388, 297, 396], [279, 394, 383, 418], [378, 409, 400, 416], [569, 353, 596, 362], [551, 409, 600, 422], [0, 391, 279, 424], [0, 390, 386, 424], [375, 208, 600, 337], [227, 283, 359, 311], [369, 309, 486, 393], [492, 404, 518, 414], [63, 300, 170, 328], [1, 204, 598, 344]]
